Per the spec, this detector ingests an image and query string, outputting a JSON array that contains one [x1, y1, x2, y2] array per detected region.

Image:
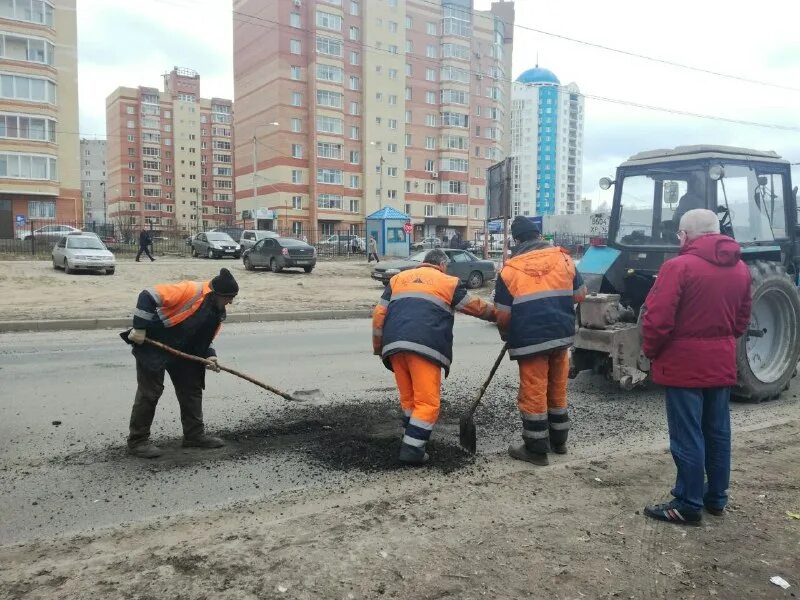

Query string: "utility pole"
[[251, 122, 280, 227]]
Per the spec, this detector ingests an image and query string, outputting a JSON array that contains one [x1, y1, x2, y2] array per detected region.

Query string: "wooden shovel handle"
[[467, 343, 508, 414], [143, 337, 298, 402]]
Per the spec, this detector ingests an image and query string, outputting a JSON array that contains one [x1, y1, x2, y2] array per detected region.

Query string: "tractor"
[[571, 145, 800, 401]]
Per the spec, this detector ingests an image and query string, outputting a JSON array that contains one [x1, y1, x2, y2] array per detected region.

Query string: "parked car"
[[371, 249, 496, 289], [240, 229, 280, 250], [51, 234, 116, 275], [210, 226, 245, 243], [319, 234, 365, 253], [191, 232, 241, 259], [242, 236, 317, 273], [411, 237, 442, 251], [23, 224, 81, 241]]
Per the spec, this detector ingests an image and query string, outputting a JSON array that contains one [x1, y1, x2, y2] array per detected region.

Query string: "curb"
[[0, 309, 373, 334]]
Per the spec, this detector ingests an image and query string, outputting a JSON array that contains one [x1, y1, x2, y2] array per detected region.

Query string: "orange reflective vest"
[[133, 281, 213, 329]]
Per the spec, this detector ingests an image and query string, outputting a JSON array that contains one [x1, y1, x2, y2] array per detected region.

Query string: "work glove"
[[206, 356, 221, 372], [128, 328, 146, 345]]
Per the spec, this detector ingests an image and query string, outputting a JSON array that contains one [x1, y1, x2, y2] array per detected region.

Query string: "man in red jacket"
[[642, 209, 751, 525]]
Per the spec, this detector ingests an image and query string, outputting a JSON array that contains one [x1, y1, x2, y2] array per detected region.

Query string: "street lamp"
[[370, 141, 385, 207], [252, 122, 280, 224]]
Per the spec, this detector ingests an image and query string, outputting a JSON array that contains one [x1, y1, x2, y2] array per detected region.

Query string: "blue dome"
[[516, 67, 560, 85]]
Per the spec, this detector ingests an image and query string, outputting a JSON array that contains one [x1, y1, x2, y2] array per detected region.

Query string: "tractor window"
[[716, 166, 786, 242]]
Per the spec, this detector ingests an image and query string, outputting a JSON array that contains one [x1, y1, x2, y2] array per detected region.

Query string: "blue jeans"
[[665, 387, 731, 512]]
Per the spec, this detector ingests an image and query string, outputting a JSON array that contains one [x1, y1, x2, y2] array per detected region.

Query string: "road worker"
[[494, 217, 586, 465], [121, 268, 239, 458], [372, 248, 496, 465]]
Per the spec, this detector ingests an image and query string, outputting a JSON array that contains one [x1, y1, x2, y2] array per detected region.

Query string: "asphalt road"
[[2, 319, 799, 545]]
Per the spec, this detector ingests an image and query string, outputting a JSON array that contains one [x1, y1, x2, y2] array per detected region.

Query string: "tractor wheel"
[[734, 261, 800, 401]]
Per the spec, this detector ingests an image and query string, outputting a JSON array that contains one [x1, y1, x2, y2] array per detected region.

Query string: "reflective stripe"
[[402, 435, 427, 448], [522, 429, 549, 439], [382, 341, 451, 367], [513, 289, 573, 305], [378, 298, 389, 307], [403, 409, 413, 417], [409, 417, 433, 431], [390, 292, 453, 314], [160, 283, 204, 328], [133, 308, 156, 321], [508, 337, 574, 357], [549, 421, 570, 430], [372, 328, 383, 337], [548, 407, 568, 416], [520, 411, 548, 421], [145, 287, 162, 305], [494, 303, 511, 313], [453, 295, 470, 311]]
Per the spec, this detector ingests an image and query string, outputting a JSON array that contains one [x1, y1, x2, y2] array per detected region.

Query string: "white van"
[[240, 229, 280, 250]]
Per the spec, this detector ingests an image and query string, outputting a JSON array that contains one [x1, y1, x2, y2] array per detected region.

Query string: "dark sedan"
[[242, 236, 317, 273], [371, 249, 496, 288]]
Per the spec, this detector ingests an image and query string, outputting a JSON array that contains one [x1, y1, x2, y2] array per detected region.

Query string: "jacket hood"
[[681, 234, 741, 266], [505, 244, 568, 278]]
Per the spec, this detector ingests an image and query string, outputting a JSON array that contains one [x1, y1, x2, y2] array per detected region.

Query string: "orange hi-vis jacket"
[[494, 243, 586, 360], [372, 264, 495, 375]]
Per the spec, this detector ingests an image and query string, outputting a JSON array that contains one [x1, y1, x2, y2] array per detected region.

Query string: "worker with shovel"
[[372, 248, 496, 465], [122, 268, 239, 458], [494, 217, 586, 465]]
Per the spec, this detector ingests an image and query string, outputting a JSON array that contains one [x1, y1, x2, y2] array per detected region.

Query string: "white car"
[[240, 229, 280, 250], [52, 234, 116, 275], [20, 224, 81, 240]]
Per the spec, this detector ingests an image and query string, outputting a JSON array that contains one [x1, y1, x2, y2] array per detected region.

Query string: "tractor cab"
[[574, 146, 800, 400]]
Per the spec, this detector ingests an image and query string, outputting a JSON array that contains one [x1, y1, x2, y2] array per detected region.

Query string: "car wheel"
[[244, 256, 254, 271], [270, 258, 282, 273], [52, 256, 58, 270], [191, 247, 198, 257], [304, 266, 313, 274], [207, 248, 214, 259], [63, 259, 72, 275], [467, 271, 484, 289], [106, 268, 115, 275]]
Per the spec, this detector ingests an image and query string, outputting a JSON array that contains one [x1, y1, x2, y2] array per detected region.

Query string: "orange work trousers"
[[389, 352, 442, 448], [517, 349, 570, 452]]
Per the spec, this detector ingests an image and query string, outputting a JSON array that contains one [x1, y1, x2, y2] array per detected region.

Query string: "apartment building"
[[510, 66, 584, 216], [106, 67, 234, 231], [233, 0, 514, 241], [80, 138, 106, 224], [0, 0, 80, 239]]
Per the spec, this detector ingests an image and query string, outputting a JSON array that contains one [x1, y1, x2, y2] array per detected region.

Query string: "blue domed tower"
[[515, 66, 561, 86]]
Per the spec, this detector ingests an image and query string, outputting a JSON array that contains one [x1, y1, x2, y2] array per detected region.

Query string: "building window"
[[349, 50, 359, 65], [317, 168, 342, 185], [316, 115, 343, 135], [349, 1, 359, 16], [387, 166, 398, 177], [349, 126, 359, 140], [425, 114, 436, 127], [349, 76, 360, 91], [291, 195, 302, 209], [290, 66, 301, 80], [316, 63, 343, 83], [349, 150, 360, 164], [349, 199, 359, 213], [388, 119, 398, 130], [317, 193, 343, 209], [404, 40, 411, 53], [405, 157, 412, 169], [389, 21, 398, 33], [0, 115, 56, 142], [424, 159, 435, 172], [0, 73, 56, 104], [388, 143, 398, 153], [0, 152, 56, 180], [349, 26, 360, 41], [291, 118, 302, 133], [2, 0, 54, 26], [291, 92, 302, 106], [291, 144, 303, 159], [387, 190, 397, 200], [290, 39, 301, 54], [316, 10, 342, 31], [424, 183, 435, 195], [426, 21, 437, 35], [316, 89, 343, 108], [348, 174, 360, 188], [291, 170, 302, 184], [28, 199, 55, 218], [349, 101, 360, 115], [316, 36, 343, 57], [290, 12, 301, 27], [388, 68, 398, 80], [317, 142, 343, 159], [425, 68, 436, 82]]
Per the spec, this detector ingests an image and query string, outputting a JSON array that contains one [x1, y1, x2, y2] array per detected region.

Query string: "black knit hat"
[[510, 216, 540, 240], [211, 268, 239, 297]]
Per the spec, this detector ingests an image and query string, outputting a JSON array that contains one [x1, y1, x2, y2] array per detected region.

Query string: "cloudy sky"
[[77, 0, 800, 206]]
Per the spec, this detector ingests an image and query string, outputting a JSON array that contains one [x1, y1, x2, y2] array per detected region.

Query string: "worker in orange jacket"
[[122, 268, 239, 458], [372, 248, 496, 465], [494, 217, 587, 465]]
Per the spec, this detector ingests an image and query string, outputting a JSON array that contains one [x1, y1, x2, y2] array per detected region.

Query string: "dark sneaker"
[[128, 443, 162, 459], [508, 443, 549, 466], [182, 435, 225, 449], [552, 443, 567, 455], [705, 505, 725, 516], [644, 501, 702, 526]]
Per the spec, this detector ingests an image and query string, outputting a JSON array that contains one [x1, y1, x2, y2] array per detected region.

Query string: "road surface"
[[2, 318, 799, 545]]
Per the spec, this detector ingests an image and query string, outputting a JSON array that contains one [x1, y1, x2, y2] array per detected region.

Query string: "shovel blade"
[[291, 388, 325, 403], [459, 413, 477, 454]]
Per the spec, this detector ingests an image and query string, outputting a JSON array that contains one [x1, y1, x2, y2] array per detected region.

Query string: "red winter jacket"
[[642, 234, 752, 388]]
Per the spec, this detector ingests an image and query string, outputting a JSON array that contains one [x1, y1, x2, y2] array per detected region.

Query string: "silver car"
[[240, 229, 280, 250], [191, 231, 241, 259], [52, 234, 116, 275]]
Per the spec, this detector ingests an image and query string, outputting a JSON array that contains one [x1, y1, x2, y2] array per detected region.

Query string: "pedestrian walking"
[[136, 228, 155, 262], [641, 209, 751, 525], [372, 249, 496, 465], [367, 235, 380, 263], [122, 268, 240, 458], [493, 216, 587, 465]]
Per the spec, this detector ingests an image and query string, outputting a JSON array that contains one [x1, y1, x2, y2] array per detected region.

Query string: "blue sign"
[[15, 215, 26, 225], [487, 220, 502, 233]]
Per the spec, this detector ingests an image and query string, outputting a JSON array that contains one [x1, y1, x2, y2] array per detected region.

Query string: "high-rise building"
[[579, 196, 592, 215], [105, 67, 234, 231], [510, 66, 584, 216], [0, 0, 80, 238], [80, 138, 106, 224], [233, 0, 514, 241]]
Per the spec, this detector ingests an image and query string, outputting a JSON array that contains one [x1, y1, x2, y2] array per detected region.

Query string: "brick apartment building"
[[0, 0, 80, 239], [80, 138, 106, 224], [105, 67, 234, 232], [233, 0, 514, 241]]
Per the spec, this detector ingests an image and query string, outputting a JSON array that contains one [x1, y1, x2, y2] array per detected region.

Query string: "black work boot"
[[182, 435, 225, 449], [508, 443, 549, 466], [398, 442, 429, 465], [128, 442, 162, 459], [552, 444, 568, 455]]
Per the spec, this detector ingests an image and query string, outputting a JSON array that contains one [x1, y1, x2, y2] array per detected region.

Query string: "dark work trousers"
[[368, 252, 380, 263], [128, 359, 205, 447], [136, 244, 154, 261]]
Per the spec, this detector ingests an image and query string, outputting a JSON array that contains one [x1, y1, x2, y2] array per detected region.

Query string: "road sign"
[[15, 215, 26, 226], [403, 222, 413, 234]]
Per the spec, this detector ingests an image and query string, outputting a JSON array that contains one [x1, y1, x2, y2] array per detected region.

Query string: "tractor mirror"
[[599, 177, 614, 190], [709, 165, 725, 181]]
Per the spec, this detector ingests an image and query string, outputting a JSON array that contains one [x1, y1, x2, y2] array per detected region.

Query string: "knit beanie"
[[211, 268, 239, 297], [510, 216, 540, 241]]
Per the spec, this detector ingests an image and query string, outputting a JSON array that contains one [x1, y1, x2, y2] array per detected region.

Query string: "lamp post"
[[251, 122, 280, 224], [370, 141, 385, 207]]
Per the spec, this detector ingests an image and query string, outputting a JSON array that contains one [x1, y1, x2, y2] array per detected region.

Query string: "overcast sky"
[[77, 0, 800, 205]]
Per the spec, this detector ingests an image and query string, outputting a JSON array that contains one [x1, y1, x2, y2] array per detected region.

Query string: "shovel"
[[131, 335, 321, 403], [459, 343, 508, 454]]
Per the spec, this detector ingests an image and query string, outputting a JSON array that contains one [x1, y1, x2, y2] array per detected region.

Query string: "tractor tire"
[[734, 261, 800, 401]]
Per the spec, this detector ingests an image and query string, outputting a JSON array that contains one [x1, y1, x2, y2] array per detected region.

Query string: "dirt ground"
[[1, 421, 797, 600], [0, 258, 397, 322]]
